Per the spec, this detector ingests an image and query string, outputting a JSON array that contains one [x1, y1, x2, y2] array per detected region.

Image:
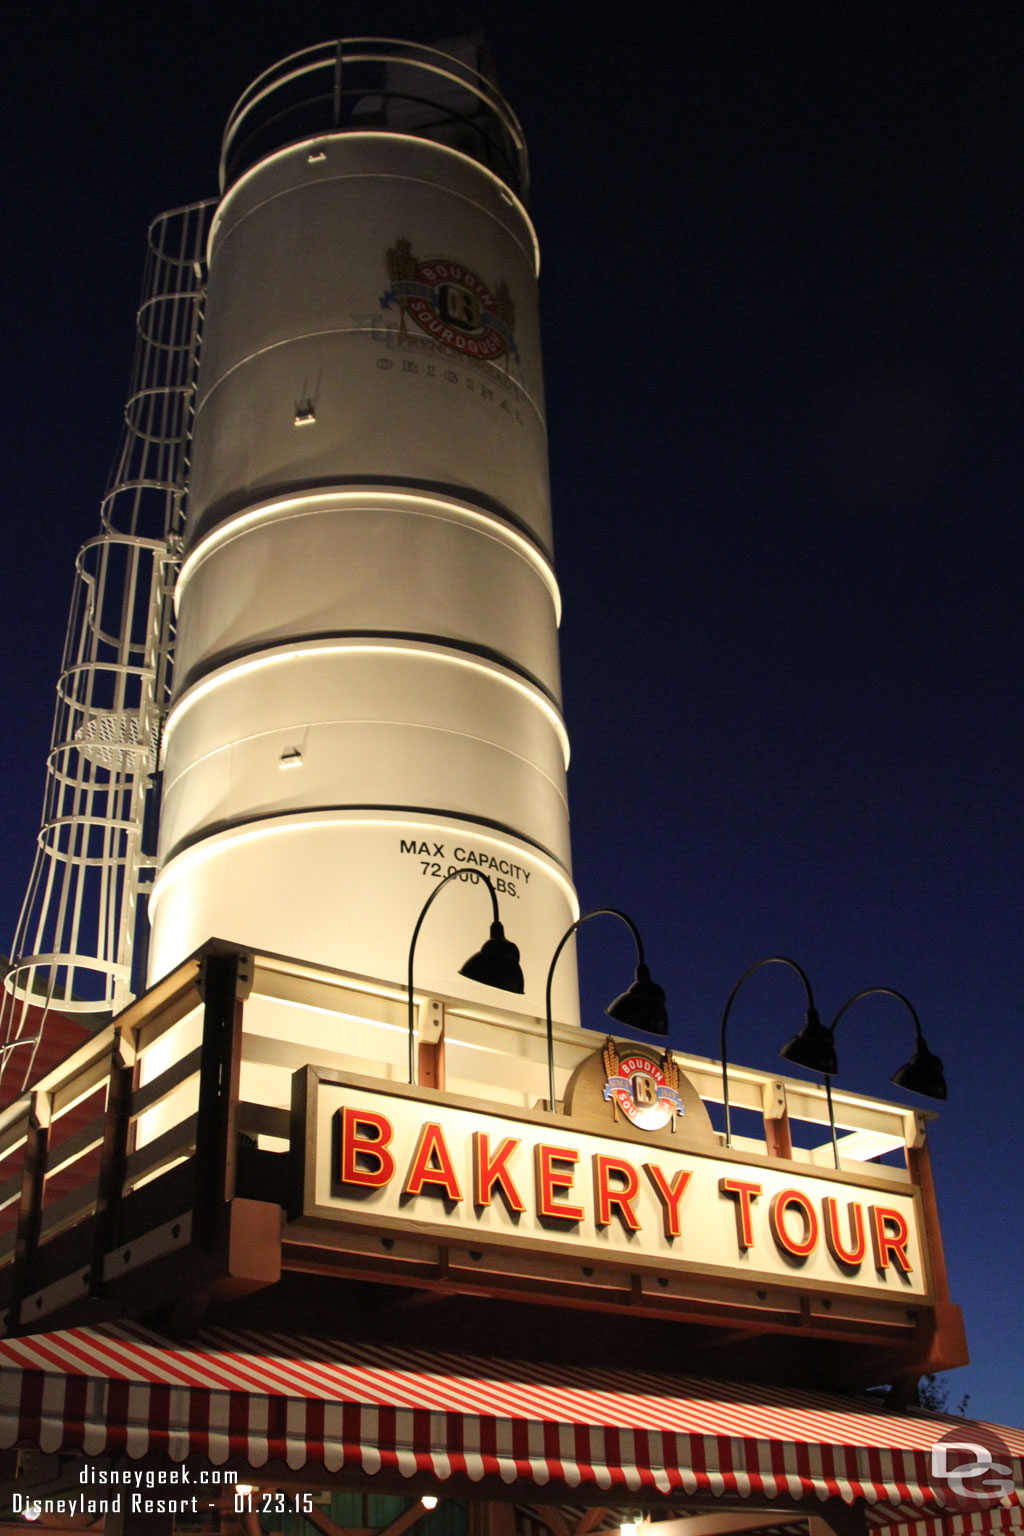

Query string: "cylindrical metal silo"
[[146, 39, 580, 1025]]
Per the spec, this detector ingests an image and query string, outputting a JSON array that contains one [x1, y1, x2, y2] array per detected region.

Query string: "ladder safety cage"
[[1, 201, 216, 1083]]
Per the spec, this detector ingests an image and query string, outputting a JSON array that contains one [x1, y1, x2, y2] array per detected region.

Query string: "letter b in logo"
[[439, 283, 481, 332], [631, 1072, 657, 1106]]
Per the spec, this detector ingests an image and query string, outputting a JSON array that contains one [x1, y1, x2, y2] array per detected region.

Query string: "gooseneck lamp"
[[720, 956, 821, 1149], [780, 984, 946, 1169], [407, 869, 524, 1085], [544, 908, 668, 1113]]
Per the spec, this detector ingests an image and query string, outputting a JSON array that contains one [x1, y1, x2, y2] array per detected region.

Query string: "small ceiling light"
[[22, 1505, 42, 1523], [421, 1496, 439, 1510]]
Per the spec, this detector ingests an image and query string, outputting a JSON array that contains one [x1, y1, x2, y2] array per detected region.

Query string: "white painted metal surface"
[[147, 42, 579, 1025]]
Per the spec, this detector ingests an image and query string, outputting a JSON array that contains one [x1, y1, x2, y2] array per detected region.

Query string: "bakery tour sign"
[[292, 1048, 931, 1307]]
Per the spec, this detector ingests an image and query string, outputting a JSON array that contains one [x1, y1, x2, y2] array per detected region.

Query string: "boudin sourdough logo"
[[603, 1039, 683, 1132], [382, 238, 517, 362]]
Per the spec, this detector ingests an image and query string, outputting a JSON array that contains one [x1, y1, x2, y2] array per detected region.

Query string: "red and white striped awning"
[[1, 1322, 1021, 1527]]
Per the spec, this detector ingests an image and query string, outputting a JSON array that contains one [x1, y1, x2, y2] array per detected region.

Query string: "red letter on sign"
[[338, 1107, 395, 1188], [404, 1121, 463, 1201], [823, 1197, 866, 1266], [644, 1164, 693, 1238], [871, 1205, 914, 1274], [769, 1188, 819, 1258], [594, 1154, 641, 1231], [719, 1179, 762, 1249], [473, 1132, 525, 1213], [535, 1144, 584, 1222]]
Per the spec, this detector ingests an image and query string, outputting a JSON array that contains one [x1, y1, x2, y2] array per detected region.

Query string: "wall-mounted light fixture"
[[544, 908, 667, 1112], [781, 984, 947, 1167], [720, 956, 821, 1149], [406, 869, 523, 1085]]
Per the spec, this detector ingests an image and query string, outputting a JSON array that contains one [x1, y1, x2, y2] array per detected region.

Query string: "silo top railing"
[[219, 37, 529, 201]]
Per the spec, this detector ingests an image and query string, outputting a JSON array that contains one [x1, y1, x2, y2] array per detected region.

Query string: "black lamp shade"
[[779, 1009, 838, 1075], [891, 1037, 947, 1100], [606, 963, 669, 1035], [458, 921, 525, 993]]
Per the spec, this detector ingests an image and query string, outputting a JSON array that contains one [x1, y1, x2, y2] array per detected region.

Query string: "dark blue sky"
[[3, 2, 1022, 1425]]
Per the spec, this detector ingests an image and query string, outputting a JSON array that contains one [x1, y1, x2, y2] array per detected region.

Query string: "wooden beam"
[[644, 1516, 802, 1536], [298, 1501, 404, 1536], [90, 1026, 135, 1296], [104, 1502, 174, 1536], [808, 1501, 869, 1536], [0, 1526, 102, 1536], [469, 1507, 517, 1536], [573, 1510, 610, 1536], [193, 949, 246, 1247], [8, 1094, 49, 1329], [764, 1111, 793, 1159], [302, 1505, 352, 1536], [377, 1504, 434, 1536], [525, 1507, 572, 1536]]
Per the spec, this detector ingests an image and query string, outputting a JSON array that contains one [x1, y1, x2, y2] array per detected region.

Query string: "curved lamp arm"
[[809, 986, 943, 1169], [832, 981, 946, 1117], [721, 955, 818, 1148], [406, 868, 502, 1085], [829, 985, 922, 1040], [544, 908, 662, 1113]]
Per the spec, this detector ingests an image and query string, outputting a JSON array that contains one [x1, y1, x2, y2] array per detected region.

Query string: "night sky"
[[3, 3, 1022, 1425]]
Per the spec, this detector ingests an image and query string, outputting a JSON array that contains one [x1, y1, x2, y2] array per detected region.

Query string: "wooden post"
[[899, 1133, 969, 1376], [808, 1500, 869, 1536], [8, 1091, 51, 1331], [469, 1505, 517, 1536], [90, 1027, 136, 1297], [906, 1137, 951, 1302], [762, 1078, 793, 1159], [104, 1498, 174, 1536], [416, 998, 446, 1090], [192, 949, 248, 1248]]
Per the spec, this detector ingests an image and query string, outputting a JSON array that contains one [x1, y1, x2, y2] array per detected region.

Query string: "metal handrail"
[[219, 38, 528, 198]]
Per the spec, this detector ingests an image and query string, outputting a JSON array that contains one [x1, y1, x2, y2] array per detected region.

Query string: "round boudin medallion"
[[602, 1041, 683, 1131]]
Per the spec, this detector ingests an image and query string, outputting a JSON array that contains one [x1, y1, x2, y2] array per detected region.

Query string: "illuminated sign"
[[293, 1069, 931, 1304]]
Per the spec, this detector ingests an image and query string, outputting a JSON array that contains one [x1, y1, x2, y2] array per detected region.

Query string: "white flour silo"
[[146, 40, 580, 1027]]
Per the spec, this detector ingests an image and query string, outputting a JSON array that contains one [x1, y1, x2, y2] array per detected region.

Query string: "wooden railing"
[[0, 945, 243, 1333], [0, 937, 937, 1344]]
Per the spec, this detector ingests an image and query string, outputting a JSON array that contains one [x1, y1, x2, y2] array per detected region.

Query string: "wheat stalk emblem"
[[386, 237, 417, 335], [603, 1037, 621, 1120]]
